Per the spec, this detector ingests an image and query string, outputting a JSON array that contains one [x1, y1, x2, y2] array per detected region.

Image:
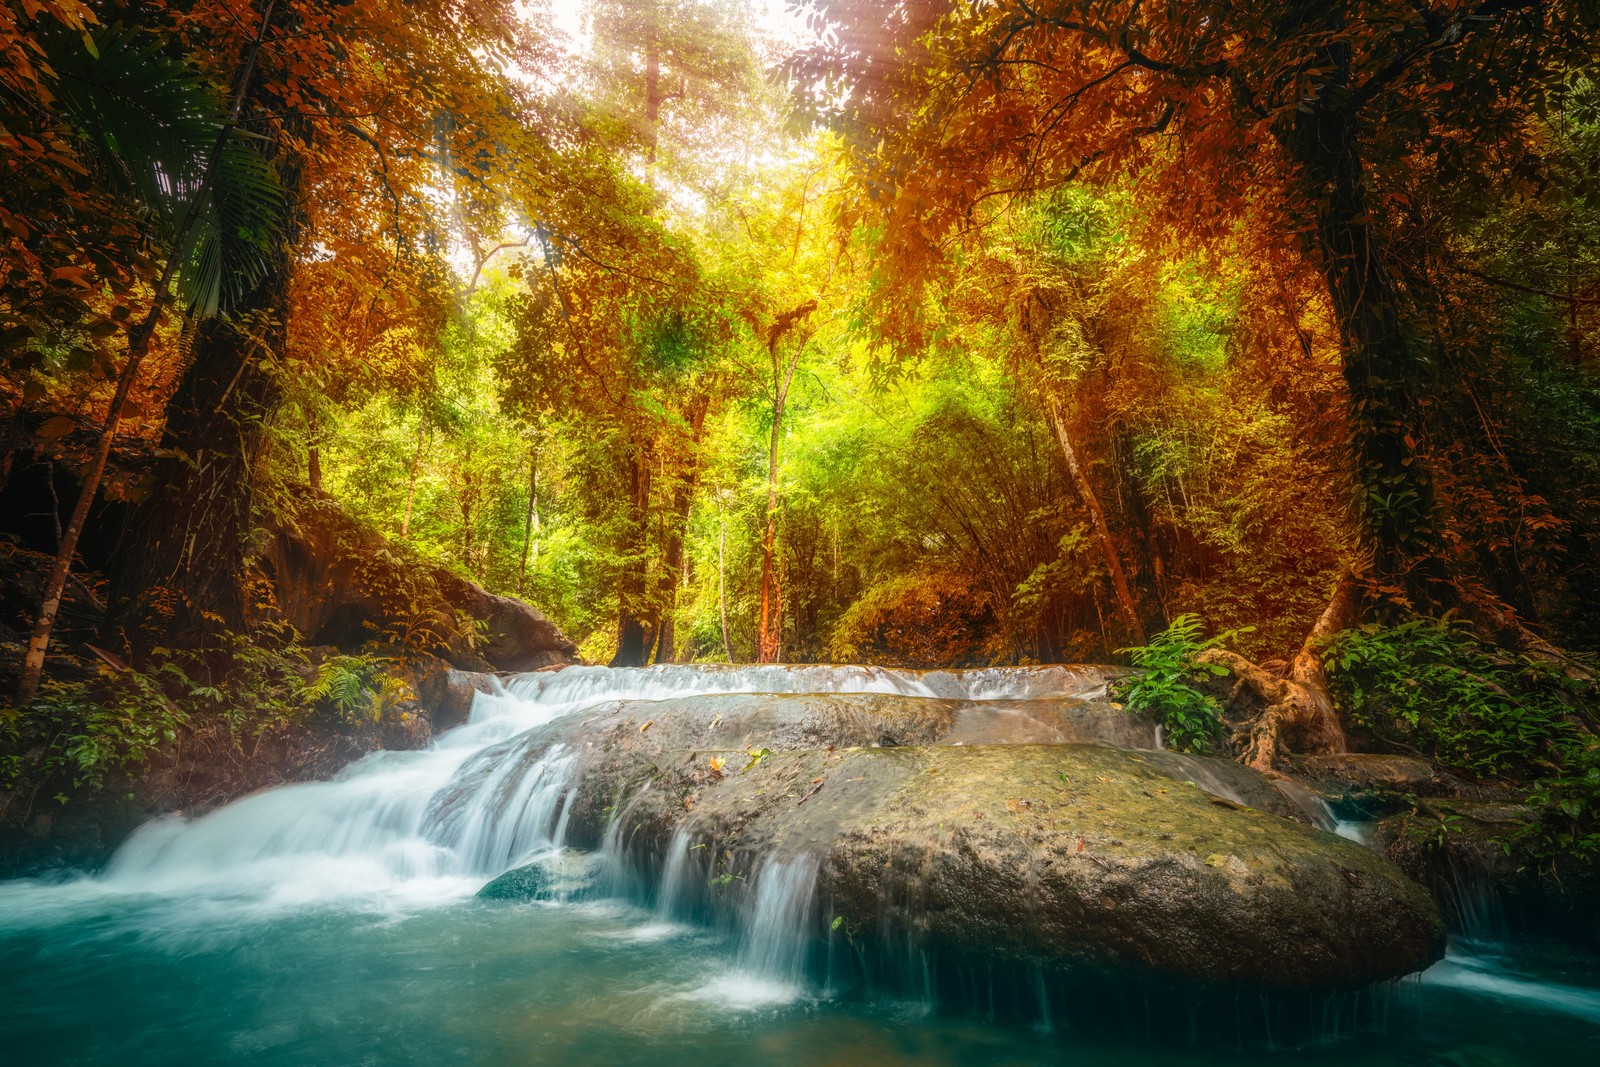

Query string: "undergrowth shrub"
[[1325, 617, 1599, 861], [303, 653, 411, 723], [1116, 614, 1252, 754], [829, 571, 996, 667], [2, 630, 408, 800]]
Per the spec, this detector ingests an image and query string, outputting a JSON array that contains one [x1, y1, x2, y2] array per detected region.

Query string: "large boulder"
[[431, 573, 573, 672], [252, 493, 575, 671], [412, 666, 497, 731], [485, 692, 1445, 992]]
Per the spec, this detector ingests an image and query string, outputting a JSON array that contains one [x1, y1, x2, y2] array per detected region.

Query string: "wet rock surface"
[[1374, 798, 1600, 946], [502, 691, 1446, 992], [477, 862, 550, 901], [1295, 752, 1475, 800]]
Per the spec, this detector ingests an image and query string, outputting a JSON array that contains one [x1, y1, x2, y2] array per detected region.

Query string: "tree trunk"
[[653, 394, 709, 664], [610, 443, 654, 667], [718, 512, 734, 662], [755, 303, 815, 664], [107, 288, 290, 648], [107, 108, 305, 651], [306, 410, 322, 492], [755, 398, 784, 663], [401, 422, 424, 540], [1046, 397, 1145, 645], [18, 310, 162, 701], [27, 4, 283, 688], [1274, 60, 1443, 607], [518, 436, 540, 593]]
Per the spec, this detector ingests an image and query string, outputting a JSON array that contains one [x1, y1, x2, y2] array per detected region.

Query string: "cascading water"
[[3, 663, 1597, 1066], [59, 664, 1114, 916]]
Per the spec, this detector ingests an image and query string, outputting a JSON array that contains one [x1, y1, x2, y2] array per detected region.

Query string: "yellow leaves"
[[707, 755, 726, 776], [50, 265, 93, 288], [36, 415, 74, 440]]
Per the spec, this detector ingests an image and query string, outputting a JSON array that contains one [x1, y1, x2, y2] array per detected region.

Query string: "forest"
[[2, 1, 1600, 1061]]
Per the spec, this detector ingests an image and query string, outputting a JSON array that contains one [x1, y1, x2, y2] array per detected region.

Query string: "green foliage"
[[1326, 618, 1600, 862], [43, 25, 282, 317], [2, 670, 189, 793], [1325, 619, 1589, 778], [829, 570, 996, 667], [1, 633, 407, 796], [1116, 615, 1251, 754], [303, 654, 411, 724]]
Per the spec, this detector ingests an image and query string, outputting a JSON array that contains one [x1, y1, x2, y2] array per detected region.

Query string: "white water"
[[687, 853, 822, 1009], [5, 661, 1592, 1035], [1419, 949, 1600, 1023], [3, 664, 1106, 924]]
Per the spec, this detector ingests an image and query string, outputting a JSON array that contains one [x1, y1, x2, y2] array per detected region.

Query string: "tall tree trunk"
[[107, 102, 306, 651], [653, 394, 709, 664], [718, 511, 734, 662], [401, 422, 424, 540], [518, 436, 540, 593], [107, 276, 293, 648], [21, 3, 281, 696], [756, 402, 784, 663], [610, 443, 653, 667], [1046, 397, 1145, 645], [306, 409, 322, 492], [755, 302, 815, 664], [1274, 53, 1443, 607]]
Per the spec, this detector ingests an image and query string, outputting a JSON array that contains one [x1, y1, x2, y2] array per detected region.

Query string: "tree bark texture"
[[1046, 397, 1145, 645]]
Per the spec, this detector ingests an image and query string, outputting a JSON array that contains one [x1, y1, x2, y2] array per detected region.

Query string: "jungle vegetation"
[[2, 0, 1599, 849]]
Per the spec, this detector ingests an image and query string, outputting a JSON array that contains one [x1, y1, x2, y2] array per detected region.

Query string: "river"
[[2, 666, 1596, 1064]]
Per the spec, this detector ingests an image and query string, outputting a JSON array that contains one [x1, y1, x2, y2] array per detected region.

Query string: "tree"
[[792, 0, 1600, 619], [101, 0, 584, 649], [14, 15, 282, 703]]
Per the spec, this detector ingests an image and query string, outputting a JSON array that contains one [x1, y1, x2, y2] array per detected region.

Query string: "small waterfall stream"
[[2, 663, 1596, 1063], [88, 664, 1110, 913]]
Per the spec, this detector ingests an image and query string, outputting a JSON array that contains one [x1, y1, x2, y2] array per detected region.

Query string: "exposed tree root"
[[1200, 572, 1356, 773]]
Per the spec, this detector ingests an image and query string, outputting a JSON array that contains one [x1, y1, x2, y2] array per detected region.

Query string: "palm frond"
[[41, 25, 282, 318]]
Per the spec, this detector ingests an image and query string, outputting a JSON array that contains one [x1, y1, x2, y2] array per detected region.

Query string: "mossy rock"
[[504, 692, 1445, 991], [476, 863, 550, 902]]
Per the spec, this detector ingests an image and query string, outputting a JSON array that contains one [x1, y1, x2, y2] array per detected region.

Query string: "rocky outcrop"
[[490, 692, 1445, 993], [1294, 752, 1476, 800], [412, 666, 497, 732], [252, 492, 576, 672], [1374, 797, 1600, 947]]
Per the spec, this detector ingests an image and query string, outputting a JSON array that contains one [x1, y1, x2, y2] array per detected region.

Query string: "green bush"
[[2, 632, 407, 798], [1324, 618, 1588, 778], [1325, 617, 1600, 861], [3, 669, 190, 793], [1116, 614, 1250, 753], [303, 653, 411, 723]]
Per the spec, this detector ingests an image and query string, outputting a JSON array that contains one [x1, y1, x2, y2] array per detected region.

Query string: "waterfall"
[[738, 854, 820, 986], [54, 664, 1108, 923], [57, 660, 1184, 923], [683, 853, 822, 1008], [654, 825, 696, 920]]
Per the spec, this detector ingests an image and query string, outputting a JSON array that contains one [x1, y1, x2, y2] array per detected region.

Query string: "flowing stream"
[[1, 664, 1596, 1064]]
